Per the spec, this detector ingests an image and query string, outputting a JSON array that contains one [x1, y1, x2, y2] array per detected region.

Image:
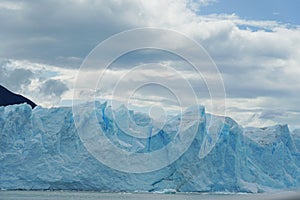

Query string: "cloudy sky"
[[0, 0, 299, 129]]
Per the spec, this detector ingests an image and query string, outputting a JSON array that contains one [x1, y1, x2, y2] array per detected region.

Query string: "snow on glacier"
[[0, 103, 300, 193]]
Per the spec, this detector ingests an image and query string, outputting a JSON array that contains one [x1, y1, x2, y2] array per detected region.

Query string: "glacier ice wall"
[[0, 103, 300, 193]]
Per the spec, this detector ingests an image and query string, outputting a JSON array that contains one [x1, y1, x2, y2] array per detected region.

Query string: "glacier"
[[0, 102, 300, 193]]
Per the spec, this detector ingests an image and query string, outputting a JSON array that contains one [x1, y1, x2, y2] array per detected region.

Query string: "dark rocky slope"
[[0, 85, 36, 108]]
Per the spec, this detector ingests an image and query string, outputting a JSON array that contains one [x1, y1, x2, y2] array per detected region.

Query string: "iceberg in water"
[[0, 102, 300, 193]]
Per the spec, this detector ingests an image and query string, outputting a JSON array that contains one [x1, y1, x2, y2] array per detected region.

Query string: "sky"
[[0, 0, 299, 129]]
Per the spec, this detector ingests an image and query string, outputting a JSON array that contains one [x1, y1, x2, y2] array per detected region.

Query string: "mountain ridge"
[[0, 85, 37, 108]]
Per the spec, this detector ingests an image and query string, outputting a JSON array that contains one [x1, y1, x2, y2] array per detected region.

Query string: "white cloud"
[[0, 1, 23, 10], [0, 59, 76, 107], [0, 0, 299, 128]]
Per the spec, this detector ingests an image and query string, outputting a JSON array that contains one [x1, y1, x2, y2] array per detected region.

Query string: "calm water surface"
[[0, 190, 299, 200]]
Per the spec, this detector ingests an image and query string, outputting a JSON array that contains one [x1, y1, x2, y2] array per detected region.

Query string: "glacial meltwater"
[[0, 191, 300, 200]]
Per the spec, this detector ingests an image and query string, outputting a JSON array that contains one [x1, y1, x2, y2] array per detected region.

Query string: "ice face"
[[0, 103, 299, 193], [292, 129, 300, 151]]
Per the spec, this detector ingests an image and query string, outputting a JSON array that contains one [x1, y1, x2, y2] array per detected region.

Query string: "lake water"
[[0, 190, 299, 200]]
